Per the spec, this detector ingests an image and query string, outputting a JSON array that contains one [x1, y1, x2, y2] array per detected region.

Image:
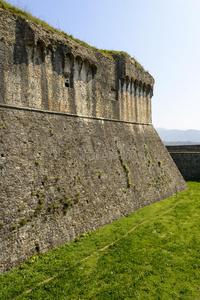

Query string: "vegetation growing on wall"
[[115, 140, 133, 189], [0, 0, 144, 69], [9, 174, 82, 233]]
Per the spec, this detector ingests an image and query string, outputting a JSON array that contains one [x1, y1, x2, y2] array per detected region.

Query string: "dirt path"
[[13, 197, 184, 299]]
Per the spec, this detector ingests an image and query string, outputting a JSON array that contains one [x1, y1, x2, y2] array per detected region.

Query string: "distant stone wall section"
[[167, 145, 200, 180]]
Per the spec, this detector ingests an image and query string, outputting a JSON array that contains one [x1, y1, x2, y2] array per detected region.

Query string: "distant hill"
[[156, 128, 200, 145]]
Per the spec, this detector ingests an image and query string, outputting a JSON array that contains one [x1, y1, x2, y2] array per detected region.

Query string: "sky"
[[6, 0, 200, 130]]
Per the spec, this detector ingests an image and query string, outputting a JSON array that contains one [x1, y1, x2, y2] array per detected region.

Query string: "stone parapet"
[[0, 9, 154, 123]]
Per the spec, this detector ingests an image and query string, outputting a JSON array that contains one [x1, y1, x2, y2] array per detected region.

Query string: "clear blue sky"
[[6, 0, 200, 130]]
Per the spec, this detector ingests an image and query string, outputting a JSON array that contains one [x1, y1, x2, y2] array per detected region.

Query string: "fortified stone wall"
[[167, 145, 200, 180], [0, 9, 154, 123], [0, 6, 187, 274], [0, 107, 187, 274]]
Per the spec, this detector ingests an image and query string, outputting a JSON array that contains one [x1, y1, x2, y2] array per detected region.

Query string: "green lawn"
[[1, 182, 200, 299]]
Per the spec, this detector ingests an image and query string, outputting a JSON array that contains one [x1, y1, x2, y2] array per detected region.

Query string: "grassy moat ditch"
[[0, 181, 200, 299]]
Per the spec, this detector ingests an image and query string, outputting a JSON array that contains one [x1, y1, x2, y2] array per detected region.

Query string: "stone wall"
[[167, 145, 200, 180], [0, 9, 154, 124], [0, 7, 188, 274], [0, 107, 187, 274]]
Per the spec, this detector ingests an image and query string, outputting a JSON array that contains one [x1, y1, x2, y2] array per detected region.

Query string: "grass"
[[0, 0, 55, 32], [0, 0, 144, 69], [0, 182, 200, 299]]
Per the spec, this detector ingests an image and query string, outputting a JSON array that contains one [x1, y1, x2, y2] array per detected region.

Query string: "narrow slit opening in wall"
[[35, 245, 40, 253], [64, 77, 70, 88], [65, 77, 70, 87]]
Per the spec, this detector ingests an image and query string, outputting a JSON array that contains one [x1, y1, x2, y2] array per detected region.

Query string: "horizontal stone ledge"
[[0, 104, 153, 126], [169, 152, 200, 154]]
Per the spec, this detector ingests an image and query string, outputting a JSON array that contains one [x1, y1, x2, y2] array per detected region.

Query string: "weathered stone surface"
[[0, 9, 153, 123], [0, 108, 187, 274], [167, 145, 200, 180], [0, 7, 187, 274]]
